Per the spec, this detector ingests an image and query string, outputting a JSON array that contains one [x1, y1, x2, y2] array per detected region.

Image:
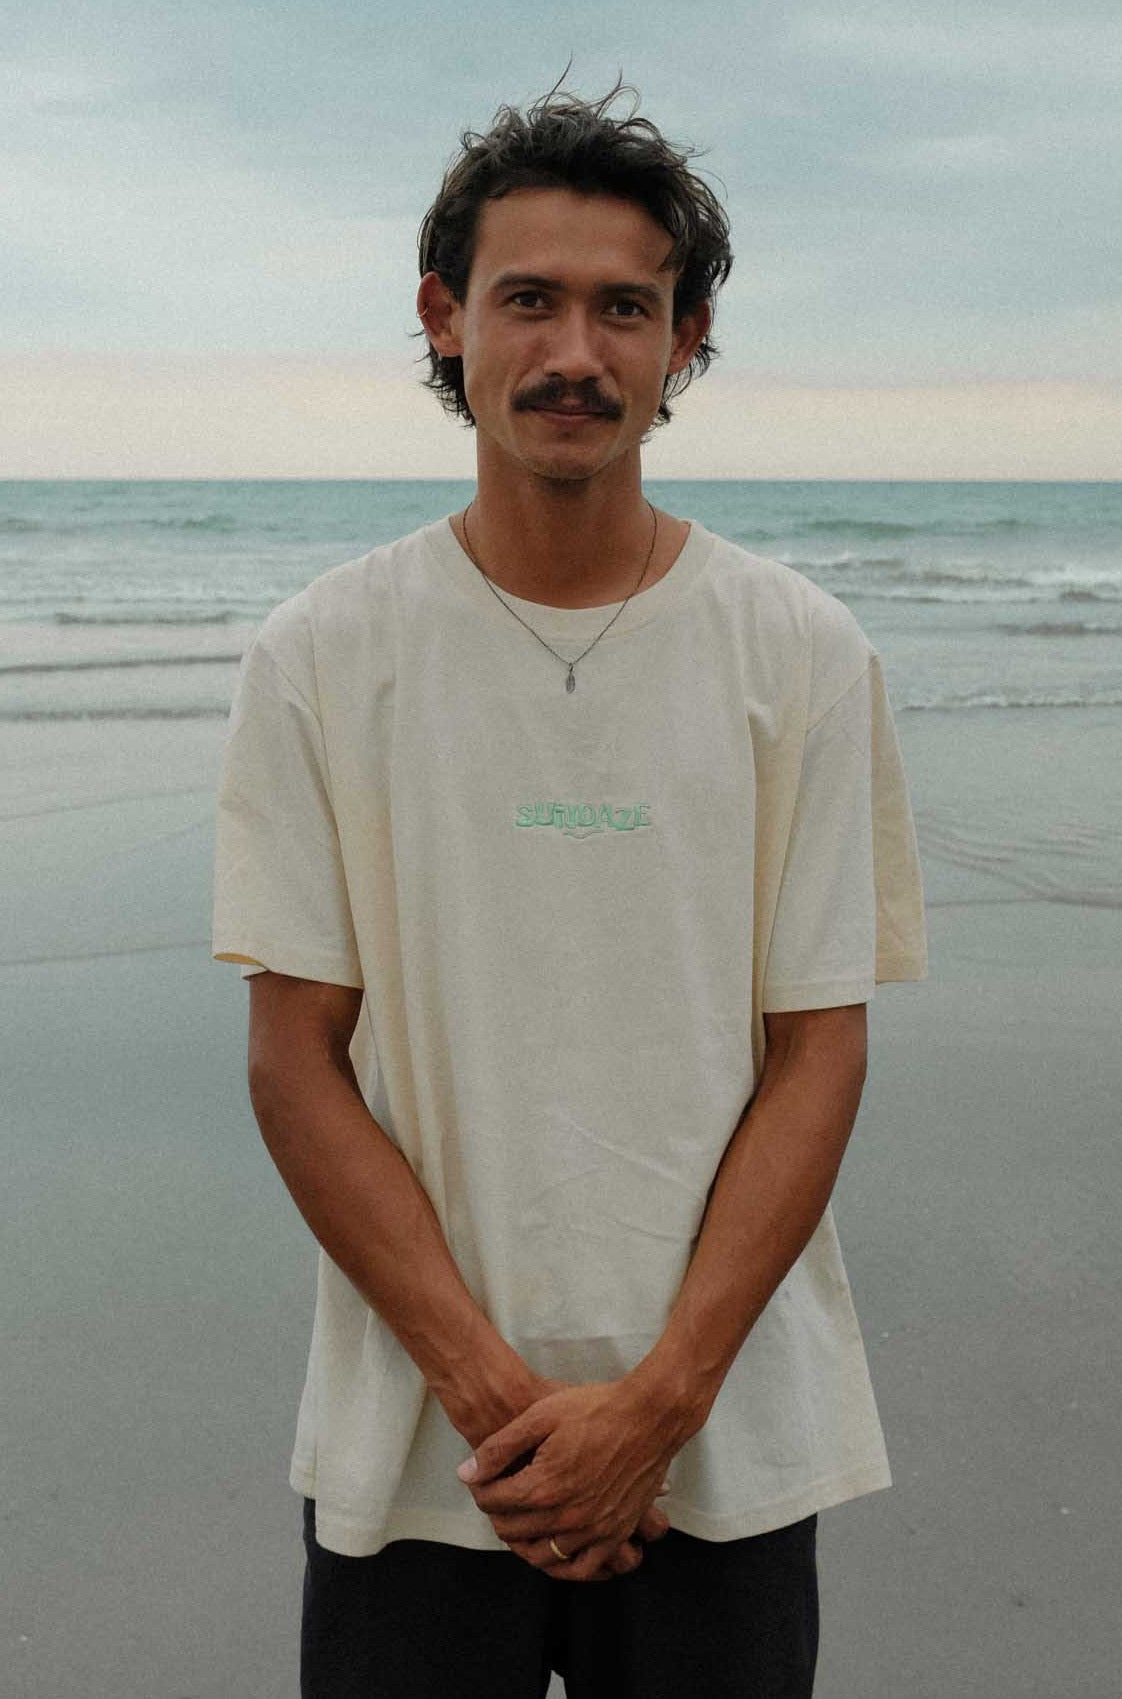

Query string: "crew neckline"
[[425, 513, 714, 643]]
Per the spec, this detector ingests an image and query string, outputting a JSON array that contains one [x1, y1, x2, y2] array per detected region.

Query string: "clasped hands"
[[456, 1378, 683, 1584]]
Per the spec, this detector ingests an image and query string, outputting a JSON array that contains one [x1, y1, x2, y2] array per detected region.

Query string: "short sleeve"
[[762, 656, 927, 1012], [211, 629, 363, 989]]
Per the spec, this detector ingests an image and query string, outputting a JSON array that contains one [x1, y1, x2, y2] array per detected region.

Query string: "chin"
[[538, 457, 631, 488], [521, 437, 637, 486], [527, 450, 603, 480]]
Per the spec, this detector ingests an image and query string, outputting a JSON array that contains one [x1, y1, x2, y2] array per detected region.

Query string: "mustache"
[[513, 377, 624, 419]]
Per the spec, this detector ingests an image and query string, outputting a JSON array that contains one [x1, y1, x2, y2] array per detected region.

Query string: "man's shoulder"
[[253, 519, 445, 656], [299, 518, 442, 615], [700, 526, 872, 668]]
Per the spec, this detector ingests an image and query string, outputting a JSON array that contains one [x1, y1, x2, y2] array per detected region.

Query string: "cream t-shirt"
[[213, 516, 927, 1557]]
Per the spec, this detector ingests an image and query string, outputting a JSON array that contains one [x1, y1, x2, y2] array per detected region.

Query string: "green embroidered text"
[[514, 802, 652, 836]]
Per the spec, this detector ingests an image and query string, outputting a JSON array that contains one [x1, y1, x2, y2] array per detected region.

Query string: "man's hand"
[[456, 1380, 686, 1584]]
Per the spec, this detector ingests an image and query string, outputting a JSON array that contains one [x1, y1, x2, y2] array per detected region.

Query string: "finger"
[[634, 1505, 671, 1543], [561, 1537, 644, 1584], [604, 1538, 645, 1576], [484, 1506, 562, 1542], [491, 1483, 671, 1547], [486, 1492, 633, 1542], [505, 1536, 606, 1583], [506, 1531, 638, 1582], [457, 1404, 556, 1487], [497, 1447, 539, 1480], [514, 1529, 649, 1584]]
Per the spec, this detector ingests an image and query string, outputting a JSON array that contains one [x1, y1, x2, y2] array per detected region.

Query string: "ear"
[[417, 271, 464, 357], [666, 300, 712, 377]]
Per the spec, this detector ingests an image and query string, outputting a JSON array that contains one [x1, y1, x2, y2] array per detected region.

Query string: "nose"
[[543, 308, 605, 382]]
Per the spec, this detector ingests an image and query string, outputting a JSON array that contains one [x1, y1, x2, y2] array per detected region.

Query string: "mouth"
[[532, 405, 605, 419], [515, 385, 623, 422], [523, 403, 622, 430]]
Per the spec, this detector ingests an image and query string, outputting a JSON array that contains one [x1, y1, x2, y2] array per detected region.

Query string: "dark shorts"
[[301, 1497, 818, 1698]]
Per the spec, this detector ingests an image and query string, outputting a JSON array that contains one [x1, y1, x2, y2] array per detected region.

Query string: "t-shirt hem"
[[291, 1458, 893, 1556], [663, 1460, 892, 1541]]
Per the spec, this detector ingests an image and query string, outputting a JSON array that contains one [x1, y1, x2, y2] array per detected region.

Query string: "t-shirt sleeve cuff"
[[874, 952, 928, 984], [212, 941, 364, 990], [760, 976, 874, 1013]]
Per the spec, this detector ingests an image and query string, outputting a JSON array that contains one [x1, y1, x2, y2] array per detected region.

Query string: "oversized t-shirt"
[[212, 515, 927, 1558]]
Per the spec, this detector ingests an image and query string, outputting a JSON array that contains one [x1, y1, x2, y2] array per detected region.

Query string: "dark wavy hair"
[[417, 82, 733, 427]]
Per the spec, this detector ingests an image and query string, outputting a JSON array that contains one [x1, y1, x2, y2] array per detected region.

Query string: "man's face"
[[422, 187, 708, 486]]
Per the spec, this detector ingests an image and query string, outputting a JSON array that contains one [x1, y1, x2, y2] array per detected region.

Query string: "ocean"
[[2, 478, 1120, 906]]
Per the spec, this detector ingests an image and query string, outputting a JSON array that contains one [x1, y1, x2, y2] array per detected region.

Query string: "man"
[[213, 84, 927, 1698]]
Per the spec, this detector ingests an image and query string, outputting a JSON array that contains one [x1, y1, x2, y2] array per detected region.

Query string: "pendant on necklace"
[[566, 667, 576, 693]]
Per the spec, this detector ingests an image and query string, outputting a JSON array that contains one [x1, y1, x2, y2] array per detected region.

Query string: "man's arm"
[[630, 1002, 868, 1429], [460, 1004, 867, 1581], [247, 969, 543, 1446]]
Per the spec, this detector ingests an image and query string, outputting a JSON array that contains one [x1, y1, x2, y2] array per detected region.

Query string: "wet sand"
[[2, 712, 1117, 1697]]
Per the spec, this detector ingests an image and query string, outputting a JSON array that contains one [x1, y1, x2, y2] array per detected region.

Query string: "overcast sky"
[[4, 0, 1120, 476]]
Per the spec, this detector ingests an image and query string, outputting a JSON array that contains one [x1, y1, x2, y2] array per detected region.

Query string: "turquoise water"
[[1, 478, 1120, 718]]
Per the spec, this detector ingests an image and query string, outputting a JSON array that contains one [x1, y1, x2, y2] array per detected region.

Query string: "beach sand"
[[2, 710, 1117, 1698]]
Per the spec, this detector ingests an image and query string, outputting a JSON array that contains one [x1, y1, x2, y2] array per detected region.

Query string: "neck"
[[463, 455, 663, 608]]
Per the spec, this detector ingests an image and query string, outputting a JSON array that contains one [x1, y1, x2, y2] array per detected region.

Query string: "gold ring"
[[548, 1536, 570, 1562]]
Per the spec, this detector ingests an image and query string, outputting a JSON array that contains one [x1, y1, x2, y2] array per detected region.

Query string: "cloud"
[[0, 115, 420, 352], [0, 352, 475, 478], [2, 0, 1119, 407], [4, 353, 1119, 480], [645, 371, 1122, 481], [864, 133, 1023, 177], [786, 5, 1122, 85]]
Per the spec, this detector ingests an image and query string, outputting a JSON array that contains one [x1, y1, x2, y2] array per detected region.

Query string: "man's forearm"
[[626, 1005, 868, 1437], [249, 1005, 539, 1443]]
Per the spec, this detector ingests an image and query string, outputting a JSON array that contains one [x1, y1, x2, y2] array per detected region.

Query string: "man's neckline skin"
[[418, 187, 710, 610]]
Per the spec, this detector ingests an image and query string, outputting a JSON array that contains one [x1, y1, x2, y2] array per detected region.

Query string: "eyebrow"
[[489, 271, 666, 305]]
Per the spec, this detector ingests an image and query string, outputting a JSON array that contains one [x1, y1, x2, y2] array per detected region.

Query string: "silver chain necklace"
[[460, 500, 658, 693]]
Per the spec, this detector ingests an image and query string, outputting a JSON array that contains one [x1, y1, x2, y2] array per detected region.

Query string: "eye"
[[509, 289, 547, 310], [606, 299, 647, 319]]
